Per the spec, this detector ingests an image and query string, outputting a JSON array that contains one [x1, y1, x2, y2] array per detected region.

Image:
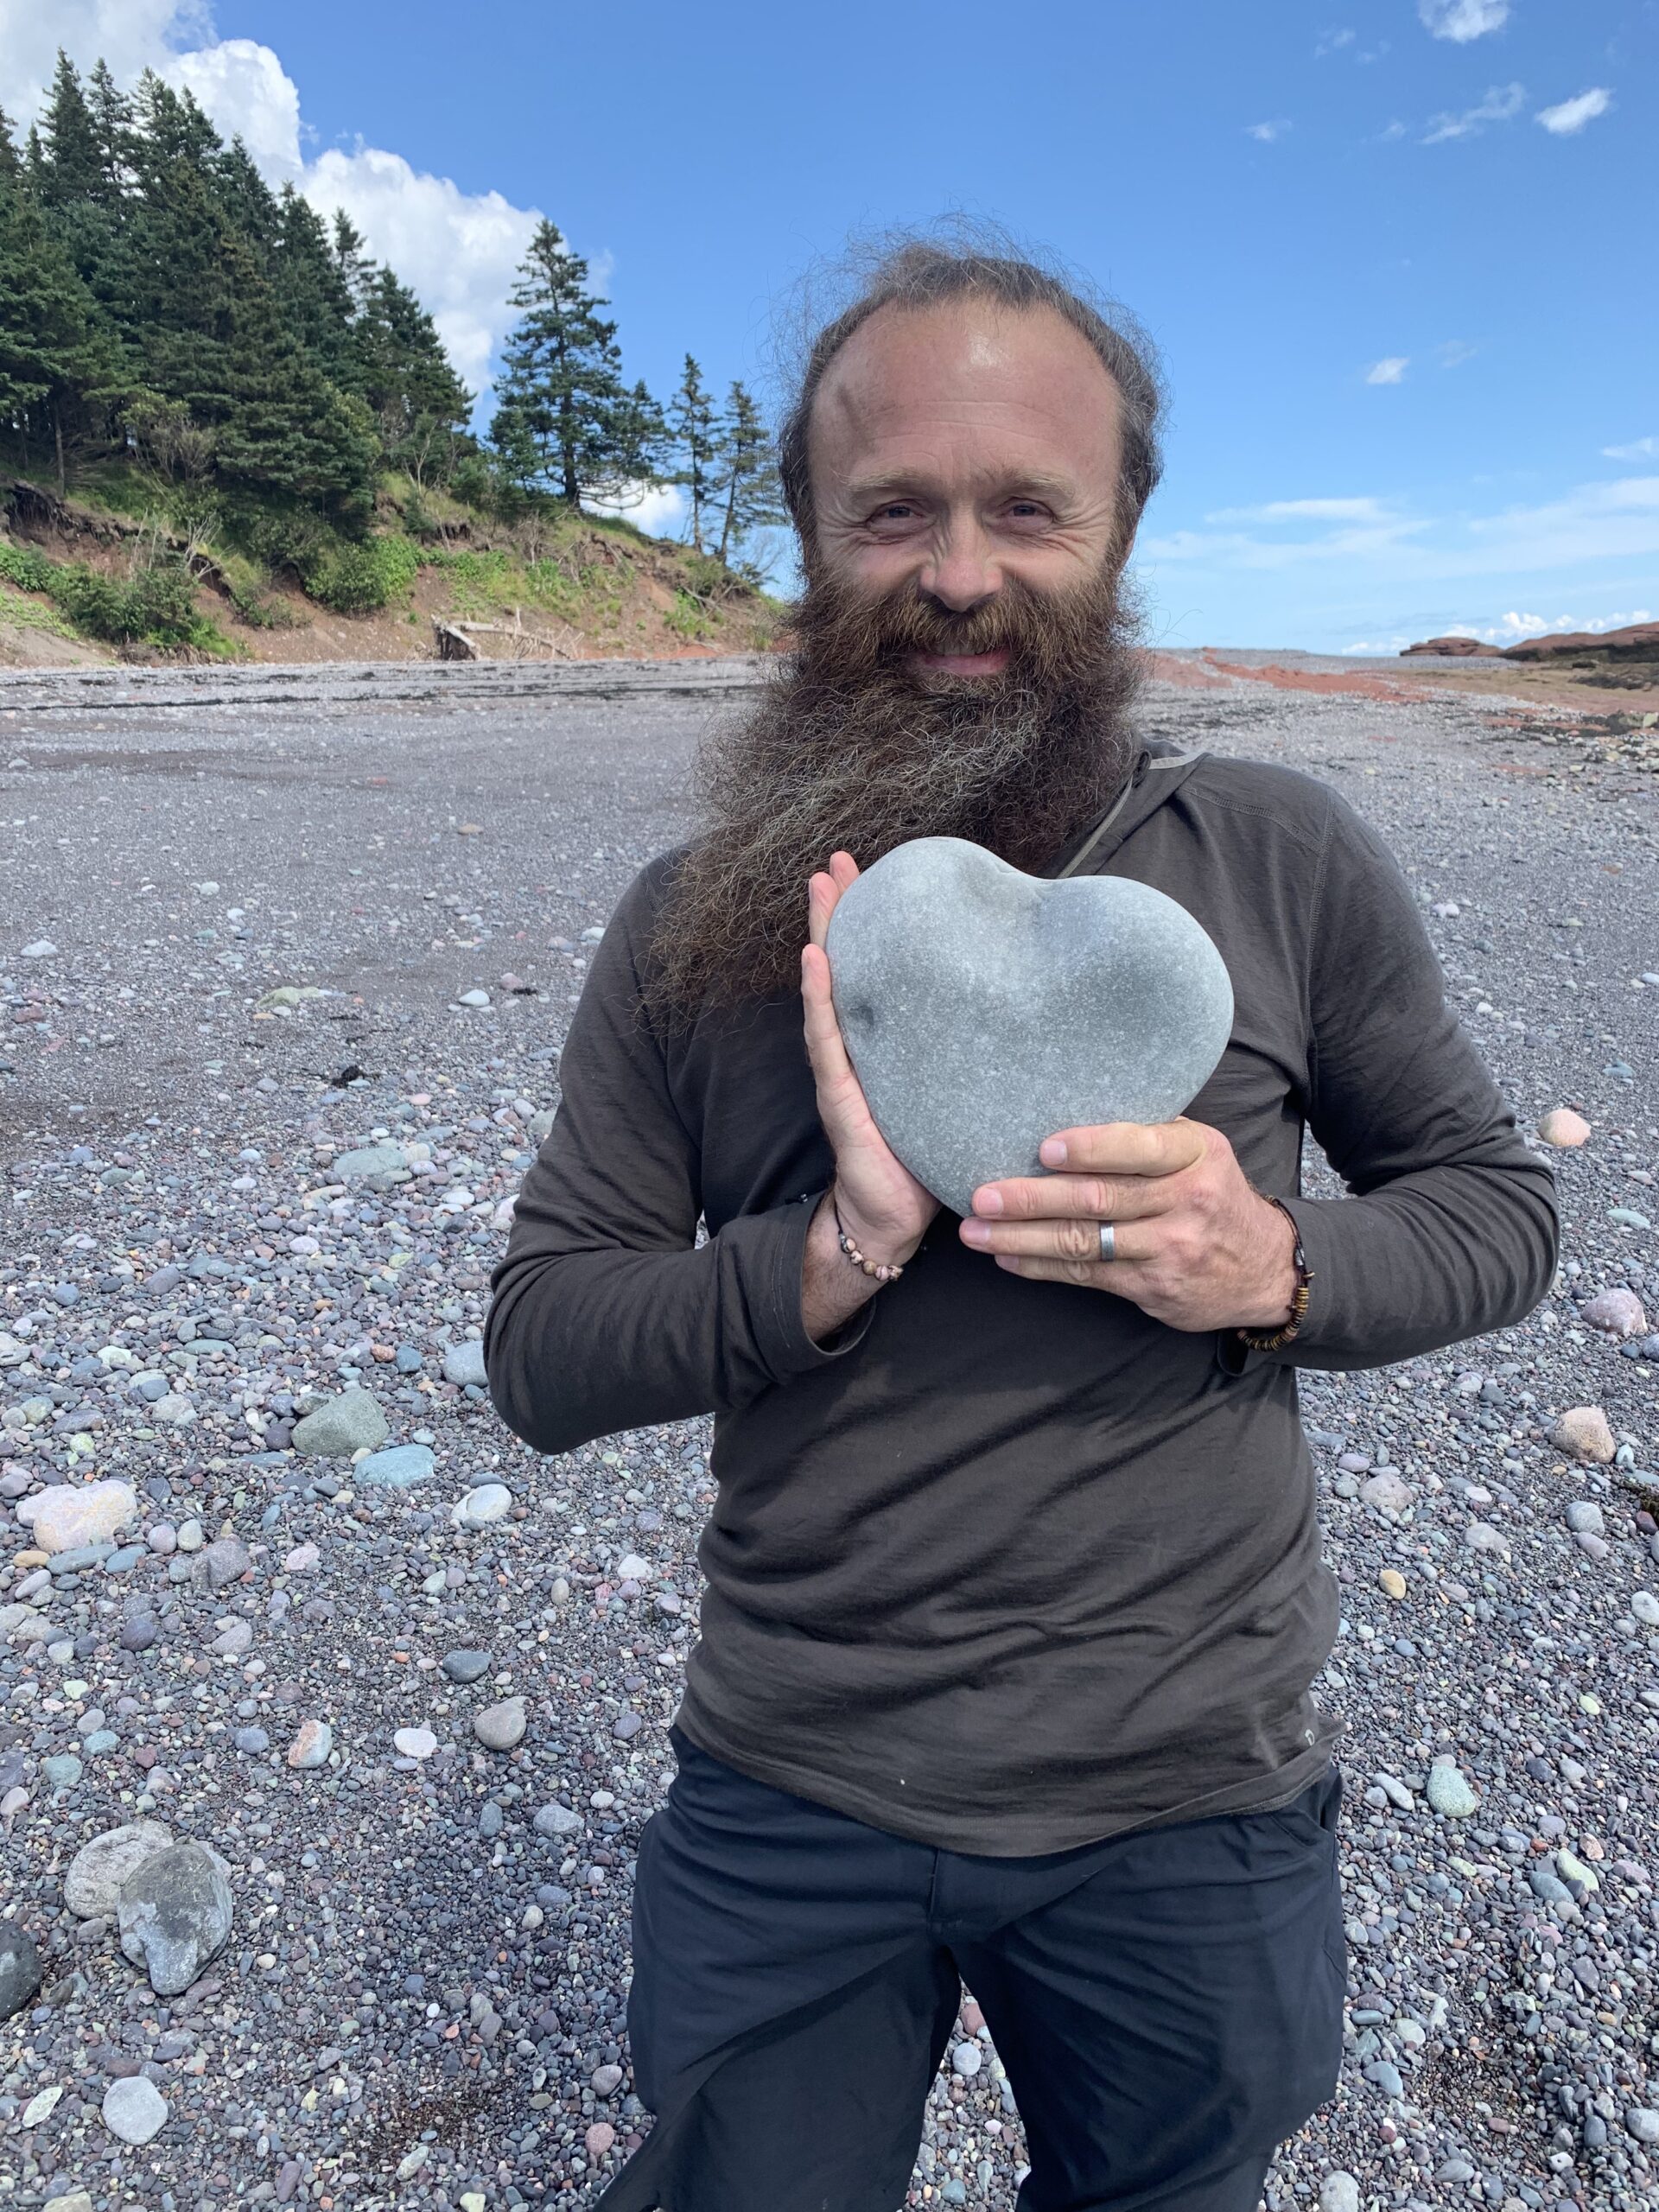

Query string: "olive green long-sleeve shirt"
[[486, 744, 1558, 1854]]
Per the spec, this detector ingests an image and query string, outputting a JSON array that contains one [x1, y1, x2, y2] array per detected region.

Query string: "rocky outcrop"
[[1399, 636, 1503, 658]]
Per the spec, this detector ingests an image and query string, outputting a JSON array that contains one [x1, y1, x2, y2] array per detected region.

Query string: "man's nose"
[[920, 516, 1001, 613]]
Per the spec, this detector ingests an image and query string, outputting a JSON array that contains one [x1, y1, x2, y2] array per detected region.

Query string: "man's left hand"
[[958, 1119, 1298, 1333]]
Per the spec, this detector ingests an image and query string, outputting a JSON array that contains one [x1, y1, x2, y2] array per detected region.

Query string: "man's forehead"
[[811, 299, 1121, 474]]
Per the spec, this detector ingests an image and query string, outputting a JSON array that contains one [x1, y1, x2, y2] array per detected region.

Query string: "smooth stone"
[[1627, 2108, 1659, 2145], [0, 1924, 44, 2019], [534, 1802, 582, 1836], [1582, 1287, 1649, 1338], [1427, 1761, 1478, 1818], [117, 1840, 233, 1996], [286, 1719, 334, 1770], [452, 1483, 512, 1529], [43, 2196, 95, 2212], [1565, 1501, 1605, 1535], [65, 1820, 173, 1916], [1632, 1590, 1659, 1626], [441, 1340, 487, 1388], [290, 1388, 389, 1459], [474, 1696, 526, 1751], [1537, 1108, 1591, 1147], [23, 2084, 63, 2126], [210, 1618, 253, 1656], [441, 1649, 492, 1684], [824, 836, 1234, 1217], [42, 1754, 83, 1789], [950, 2040, 982, 2078], [478, 1800, 504, 1838], [232, 1726, 270, 1754], [1552, 1407, 1617, 1464], [334, 1142, 408, 1179], [201, 1535, 251, 1590], [1359, 1472, 1414, 1515], [355, 1443, 435, 1491], [593, 2062, 625, 2096], [394, 1726, 438, 1759], [83, 1729, 118, 1755], [175, 1519, 204, 1552], [102, 2073, 168, 2145], [1319, 2177, 1361, 2212], [15, 1478, 137, 1555]]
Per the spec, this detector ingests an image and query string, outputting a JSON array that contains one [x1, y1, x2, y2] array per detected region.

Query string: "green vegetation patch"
[[0, 537, 237, 655]]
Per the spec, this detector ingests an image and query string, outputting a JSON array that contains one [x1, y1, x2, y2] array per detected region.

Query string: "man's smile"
[[909, 647, 1011, 676]]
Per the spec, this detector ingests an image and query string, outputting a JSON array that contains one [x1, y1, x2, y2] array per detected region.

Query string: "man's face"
[[806, 299, 1129, 678]]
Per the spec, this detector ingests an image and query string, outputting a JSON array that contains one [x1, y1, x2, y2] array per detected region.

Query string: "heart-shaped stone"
[[825, 836, 1233, 1217]]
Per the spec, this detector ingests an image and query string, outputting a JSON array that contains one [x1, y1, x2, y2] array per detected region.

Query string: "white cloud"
[[1141, 475, 1659, 584], [1316, 29, 1356, 56], [1418, 0, 1510, 42], [1604, 436, 1659, 462], [1422, 81, 1525, 143], [1437, 339, 1478, 368], [1365, 357, 1409, 385], [1245, 119, 1291, 142], [585, 483, 688, 538], [0, 5, 546, 408], [1535, 88, 1612, 136], [1206, 498, 1390, 524], [1446, 607, 1654, 642]]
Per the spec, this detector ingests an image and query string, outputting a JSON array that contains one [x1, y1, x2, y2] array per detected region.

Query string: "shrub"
[[303, 532, 421, 614], [0, 540, 56, 594]]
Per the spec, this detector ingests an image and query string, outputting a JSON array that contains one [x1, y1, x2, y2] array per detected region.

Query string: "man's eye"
[[1006, 502, 1048, 520], [870, 504, 918, 524]]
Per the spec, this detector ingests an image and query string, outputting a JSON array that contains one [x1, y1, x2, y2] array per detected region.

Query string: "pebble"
[[1581, 1287, 1649, 1338], [1377, 1568, 1407, 1599], [14, 1478, 137, 1554], [474, 1696, 526, 1751], [290, 1387, 389, 1459], [1538, 1107, 1591, 1147], [286, 1719, 334, 1770], [117, 1840, 234, 1995], [535, 1802, 582, 1836], [232, 1726, 270, 1753], [1565, 1500, 1605, 1535], [42, 2196, 93, 2212], [1319, 2177, 1360, 2212], [584, 2121, 616, 2158], [64, 1820, 173, 1916], [354, 1443, 435, 1490], [452, 1482, 512, 1529], [0, 1924, 44, 2020], [441, 1649, 493, 1683], [102, 2073, 169, 2145], [393, 1726, 438, 1759], [119, 1613, 159, 1652], [442, 1339, 488, 1388], [1631, 1591, 1659, 1625], [951, 2040, 982, 2078], [593, 2061, 624, 2095], [1552, 1405, 1617, 1462], [1627, 2107, 1659, 2145], [1359, 1471, 1414, 1515], [22, 2084, 63, 2126], [1426, 1762, 1478, 1818]]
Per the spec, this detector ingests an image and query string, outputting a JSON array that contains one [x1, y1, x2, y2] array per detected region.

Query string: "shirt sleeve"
[[485, 865, 871, 1457], [1221, 791, 1559, 1375]]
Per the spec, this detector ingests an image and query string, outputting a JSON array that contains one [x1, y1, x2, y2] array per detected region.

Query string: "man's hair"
[[775, 218, 1168, 556]]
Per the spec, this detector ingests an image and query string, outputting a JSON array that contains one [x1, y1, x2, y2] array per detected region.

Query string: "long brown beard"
[[642, 558, 1144, 1026]]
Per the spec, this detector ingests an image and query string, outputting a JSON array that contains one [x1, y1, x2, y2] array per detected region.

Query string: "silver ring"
[[1097, 1221, 1116, 1262]]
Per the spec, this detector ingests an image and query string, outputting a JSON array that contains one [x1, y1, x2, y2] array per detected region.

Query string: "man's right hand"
[[800, 850, 940, 1341]]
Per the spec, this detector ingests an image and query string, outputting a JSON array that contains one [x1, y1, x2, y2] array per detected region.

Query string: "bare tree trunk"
[[54, 409, 67, 499]]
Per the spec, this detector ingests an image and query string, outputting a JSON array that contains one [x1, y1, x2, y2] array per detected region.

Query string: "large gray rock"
[[291, 1387, 388, 1459], [825, 838, 1233, 1217], [0, 1923, 44, 2019], [117, 1840, 233, 1996], [65, 1820, 173, 1917]]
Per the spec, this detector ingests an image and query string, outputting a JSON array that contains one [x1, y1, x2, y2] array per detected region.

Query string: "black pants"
[[596, 1729, 1346, 2212]]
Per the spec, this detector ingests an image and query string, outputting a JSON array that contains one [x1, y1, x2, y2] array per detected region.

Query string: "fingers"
[[961, 1216, 1154, 1264], [1035, 1118, 1209, 1177], [800, 944, 854, 1088], [969, 1171, 1179, 1224], [807, 850, 861, 951]]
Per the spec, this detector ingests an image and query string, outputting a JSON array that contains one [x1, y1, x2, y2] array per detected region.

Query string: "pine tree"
[[332, 212, 377, 316], [667, 354, 718, 552], [713, 382, 786, 566], [0, 107, 124, 488], [271, 188, 357, 390], [352, 265, 473, 480], [488, 220, 660, 505], [211, 236, 377, 522], [33, 53, 103, 207]]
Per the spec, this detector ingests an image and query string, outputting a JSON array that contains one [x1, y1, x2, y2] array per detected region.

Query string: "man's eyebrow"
[[842, 468, 1077, 505]]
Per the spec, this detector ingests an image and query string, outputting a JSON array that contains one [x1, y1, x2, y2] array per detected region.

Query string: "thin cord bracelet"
[[1235, 1193, 1313, 1352], [833, 1198, 906, 1284]]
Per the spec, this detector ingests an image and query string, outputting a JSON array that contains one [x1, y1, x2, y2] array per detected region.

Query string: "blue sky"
[[10, 1, 1656, 651]]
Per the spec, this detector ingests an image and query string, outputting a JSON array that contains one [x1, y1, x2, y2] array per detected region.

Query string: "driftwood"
[[433, 609, 577, 663]]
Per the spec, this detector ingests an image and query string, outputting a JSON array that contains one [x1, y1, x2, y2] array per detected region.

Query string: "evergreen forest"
[[0, 54, 785, 657]]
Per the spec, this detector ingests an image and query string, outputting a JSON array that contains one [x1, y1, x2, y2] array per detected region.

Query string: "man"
[[486, 233, 1558, 2212]]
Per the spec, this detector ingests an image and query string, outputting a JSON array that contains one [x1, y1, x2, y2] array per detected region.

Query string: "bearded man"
[[486, 235, 1557, 2212]]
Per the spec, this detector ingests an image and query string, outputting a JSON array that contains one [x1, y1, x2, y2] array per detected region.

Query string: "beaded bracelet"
[[1234, 1193, 1313, 1353], [833, 1198, 906, 1284]]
